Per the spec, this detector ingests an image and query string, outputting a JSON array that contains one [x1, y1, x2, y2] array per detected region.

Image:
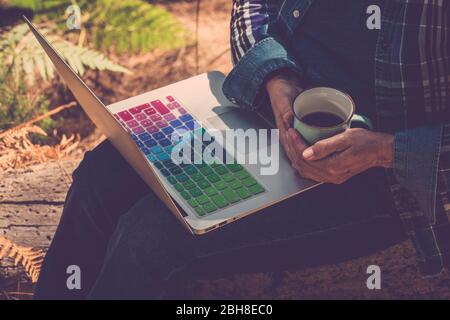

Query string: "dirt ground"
[[1, 0, 450, 299]]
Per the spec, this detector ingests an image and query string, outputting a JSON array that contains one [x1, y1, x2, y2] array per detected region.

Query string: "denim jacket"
[[222, 0, 450, 276]]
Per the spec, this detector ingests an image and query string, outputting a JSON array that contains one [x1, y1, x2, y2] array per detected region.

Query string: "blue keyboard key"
[[136, 141, 144, 148], [185, 120, 199, 130], [170, 120, 183, 128], [146, 154, 157, 162], [141, 147, 151, 155], [153, 132, 165, 140], [138, 132, 152, 141], [131, 134, 139, 141], [162, 127, 174, 135], [158, 153, 170, 161], [144, 139, 157, 147], [179, 114, 193, 122], [159, 138, 172, 147], [151, 146, 163, 154]]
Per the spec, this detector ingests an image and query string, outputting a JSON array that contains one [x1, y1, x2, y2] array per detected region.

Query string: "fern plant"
[[9, 0, 191, 54]]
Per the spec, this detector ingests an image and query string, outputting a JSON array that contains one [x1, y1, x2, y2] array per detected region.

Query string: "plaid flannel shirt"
[[224, 0, 450, 277]]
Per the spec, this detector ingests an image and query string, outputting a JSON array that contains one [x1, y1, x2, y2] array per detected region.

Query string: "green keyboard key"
[[223, 173, 235, 183], [242, 177, 257, 188], [195, 207, 206, 216], [167, 176, 177, 185], [236, 188, 252, 199], [188, 199, 199, 208], [222, 188, 240, 204], [197, 195, 210, 205], [207, 173, 221, 183], [197, 179, 211, 189], [190, 187, 203, 198], [191, 173, 204, 182], [212, 195, 229, 208], [234, 170, 250, 180], [249, 184, 265, 195], [211, 162, 222, 168], [195, 163, 207, 170], [214, 181, 228, 191], [203, 202, 218, 213], [229, 180, 243, 190], [184, 165, 198, 175], [200, 167, 214, 176], [228, 164, 243, 173], [205, 187, 218, 197], [214, 165, 229, 175], [176, 174, 189, 182], [182, 180, 196, 190], [174, 183, 184, 192], [180, 191, 191, 200]]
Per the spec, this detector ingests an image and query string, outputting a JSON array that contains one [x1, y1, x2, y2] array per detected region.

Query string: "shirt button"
[[293, 10, 300, 18]]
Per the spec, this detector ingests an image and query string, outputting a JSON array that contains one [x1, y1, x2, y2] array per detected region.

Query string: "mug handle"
[[350, 114, 374, 130]]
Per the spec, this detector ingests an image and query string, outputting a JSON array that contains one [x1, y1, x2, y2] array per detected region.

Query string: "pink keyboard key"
[[118, 110, 133, 121], [172, 102, 181, 108], [132, 126, 145, 134], [164, 114, 176, 121], [114, 114, 120, 120], [150, 114, 162, 122], [166, 103, 176, 110], [167, 96, 175, 102], [135, 113, 147, 121], [138, 103, 151, 111], [146, 126, 159, 134], [126, 120, 139, 128], [140, 119, 153, 127], [151, 100, 170, 115], [156, 120, 169, 128], [178, 108, 187, 115], [144, 108, 156, 116]]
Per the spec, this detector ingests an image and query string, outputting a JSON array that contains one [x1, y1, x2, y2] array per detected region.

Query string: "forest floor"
[[1, 0, 450, 300]]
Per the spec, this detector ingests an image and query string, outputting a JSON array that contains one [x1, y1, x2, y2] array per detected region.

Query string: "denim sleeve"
[[222, 36, 302, 110], [393, 124, 444, 225]]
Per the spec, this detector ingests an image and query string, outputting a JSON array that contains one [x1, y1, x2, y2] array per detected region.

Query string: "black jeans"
[[34, 140, 407, 299]]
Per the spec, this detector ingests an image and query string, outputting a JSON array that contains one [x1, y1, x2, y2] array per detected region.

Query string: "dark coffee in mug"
[[300, 112, 344, 127]]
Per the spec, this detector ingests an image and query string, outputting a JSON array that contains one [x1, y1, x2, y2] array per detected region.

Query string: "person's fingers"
[[302, 132, 351, 161]]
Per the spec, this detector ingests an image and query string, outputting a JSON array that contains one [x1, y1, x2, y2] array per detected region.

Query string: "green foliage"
[[9, 0, 191, 54]]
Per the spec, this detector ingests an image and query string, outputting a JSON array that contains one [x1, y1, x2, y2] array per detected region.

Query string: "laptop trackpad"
[[205, 108, 273, 156]]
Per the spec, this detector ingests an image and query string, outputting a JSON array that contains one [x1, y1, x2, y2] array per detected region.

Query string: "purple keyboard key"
[[178, 108, 187, 114], [153, 132, 165, 140], [118, 110, 133, 121], [164, 114, 176, 121], [170, 120, 183, 128], [147, 126, 159, 134], [162, 127, 174, 135], [126, 120, 139, 128], [179, 114, 193, 122], [132, 126, 145, 134], [173, 102, 181, 108], [140, 119, 153, 127], [135, 113, 147, 121], [159, 139, 172, 147], [150, 114, 162, 122], [138, 132, 152, 141], [156, 120, 169, 128], [151, 100, 170, 115], [144, 139, 158, 147], [167, 103, 176, 110]]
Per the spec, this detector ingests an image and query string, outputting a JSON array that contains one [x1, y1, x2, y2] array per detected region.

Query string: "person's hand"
[[265, 69, 303, 161], [285, 127, 394, 184]]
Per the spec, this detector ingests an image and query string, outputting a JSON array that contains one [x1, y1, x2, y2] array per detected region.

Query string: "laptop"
[[24, 17, 320, 234]]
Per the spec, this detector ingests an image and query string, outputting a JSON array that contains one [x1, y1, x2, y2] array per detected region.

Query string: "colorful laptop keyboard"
[[114, 96, 265, 217]]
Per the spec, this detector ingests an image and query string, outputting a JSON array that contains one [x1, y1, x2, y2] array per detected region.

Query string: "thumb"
[[302, 133, 350, 160]]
